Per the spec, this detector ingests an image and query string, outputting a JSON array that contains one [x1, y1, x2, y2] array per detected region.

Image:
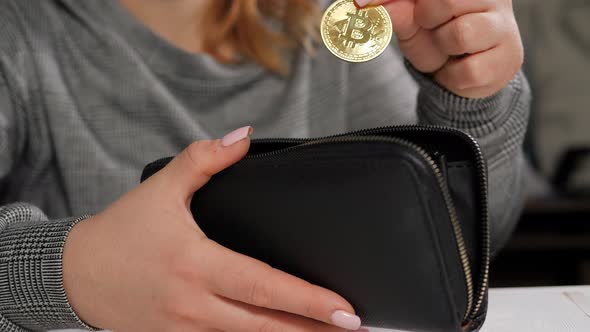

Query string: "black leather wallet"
[[141, 125, 490, 332]]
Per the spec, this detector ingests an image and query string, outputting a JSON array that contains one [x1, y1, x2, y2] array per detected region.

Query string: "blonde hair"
[[205, 0, 320, 75]]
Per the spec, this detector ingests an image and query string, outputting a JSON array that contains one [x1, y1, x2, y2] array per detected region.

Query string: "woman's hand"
[[62, 126, 361, 332], [356, 0, 524, 99]]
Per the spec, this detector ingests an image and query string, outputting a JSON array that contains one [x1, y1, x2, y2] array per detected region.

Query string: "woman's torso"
[[0, 0, 418, 218]]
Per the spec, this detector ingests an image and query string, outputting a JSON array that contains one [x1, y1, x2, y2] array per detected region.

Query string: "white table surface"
[[371, 286, 590, 332], [52, 286, 590, 332]]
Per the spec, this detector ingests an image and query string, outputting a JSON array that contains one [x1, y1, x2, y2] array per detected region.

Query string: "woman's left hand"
[[356, 0, 524, 99]]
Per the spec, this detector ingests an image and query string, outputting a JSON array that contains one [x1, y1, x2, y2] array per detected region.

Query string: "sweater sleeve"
[[0, 205, 97, 332], [0, 56, 99, 331], [408, 64, 531, 255]]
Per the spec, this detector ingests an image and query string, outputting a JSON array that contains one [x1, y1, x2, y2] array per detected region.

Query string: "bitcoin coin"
[[321, 0, 393, 63]]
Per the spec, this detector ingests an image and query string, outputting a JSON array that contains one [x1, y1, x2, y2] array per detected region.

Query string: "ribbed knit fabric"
[[0, 206, 96, 332], [0, 0, 531, 330]]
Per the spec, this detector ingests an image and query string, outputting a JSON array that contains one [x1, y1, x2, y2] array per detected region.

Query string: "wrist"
[[63, 216, 103, 330]]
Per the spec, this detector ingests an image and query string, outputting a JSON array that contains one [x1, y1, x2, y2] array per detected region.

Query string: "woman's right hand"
[[62, 126, 362, 332]]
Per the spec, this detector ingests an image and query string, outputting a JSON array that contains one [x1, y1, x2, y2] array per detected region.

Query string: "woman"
[[0, 0, 528, 331]]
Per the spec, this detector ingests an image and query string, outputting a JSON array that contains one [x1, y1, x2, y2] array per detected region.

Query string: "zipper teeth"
[[250, 124, 491, 324], [249, 133, 476, 322], [358, 126, 490, 323], [421, 145, 474, 321], [359, 126, 491, 323], [470, 156, 490, 320]]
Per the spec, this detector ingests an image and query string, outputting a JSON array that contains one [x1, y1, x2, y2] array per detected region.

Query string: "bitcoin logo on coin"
[[321, 0, 393, 62], [338, 10, 373, 47]]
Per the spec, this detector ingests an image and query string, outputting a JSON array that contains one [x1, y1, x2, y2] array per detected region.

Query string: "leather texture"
[[141, 126, 489, 332]]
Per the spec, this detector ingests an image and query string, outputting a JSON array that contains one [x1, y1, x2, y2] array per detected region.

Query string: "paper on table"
[[480, 287, 590, 332], [564, 291, 590, 318]]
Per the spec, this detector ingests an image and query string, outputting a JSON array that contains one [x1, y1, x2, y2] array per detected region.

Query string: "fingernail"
[[331, 310, 362, 330], [355, 0, 373, 7], [221, 126, 253, 147]]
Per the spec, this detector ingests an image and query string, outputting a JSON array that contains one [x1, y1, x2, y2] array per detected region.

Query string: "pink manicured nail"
[[331, 310, 362, 330], [221, 126, 253, 147], [355, 0, 373, 7]]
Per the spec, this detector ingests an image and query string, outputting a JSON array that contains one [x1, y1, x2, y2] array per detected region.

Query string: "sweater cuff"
[[0, 204, 99, 331], [405, 60, 527, 139]]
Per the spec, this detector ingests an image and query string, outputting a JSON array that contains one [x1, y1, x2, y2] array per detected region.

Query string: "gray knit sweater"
[[0, 0, 531, 331]]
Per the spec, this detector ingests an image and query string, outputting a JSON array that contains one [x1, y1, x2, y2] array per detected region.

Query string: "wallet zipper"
[[250, 125, 490, 325], [360, 125, 489, 324]]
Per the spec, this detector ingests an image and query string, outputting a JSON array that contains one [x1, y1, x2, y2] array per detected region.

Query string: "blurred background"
[[489, 0, 590, 287]]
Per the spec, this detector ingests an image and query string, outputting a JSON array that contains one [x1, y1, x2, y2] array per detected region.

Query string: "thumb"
[[162, 126, 253, 197]]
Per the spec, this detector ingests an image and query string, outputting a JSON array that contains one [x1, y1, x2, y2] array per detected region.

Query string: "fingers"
[[382, 0, 418, 41], [414, 0, 497, 29], [397, 10, 506, 73], [161, 126, 253, 197], [378, 0, 447, 73], [200, 296, 348, 332], [203, 241, 360, 330], [356, 0, 498, 30], [355, 0, 393, 7], [433, 12, 506, 55], [357, 0, 419, 41], [371, 0, 522, 98], [434, 38, 523, 98], [398, 29, 448, 73]]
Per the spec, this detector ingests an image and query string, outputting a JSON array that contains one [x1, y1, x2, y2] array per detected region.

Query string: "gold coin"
[[321, 0, 393, 63]]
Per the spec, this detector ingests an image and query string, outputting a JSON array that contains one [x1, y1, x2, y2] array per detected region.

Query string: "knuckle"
[[184, 141, 211, 165], [303, 284, 319, 317], [160, 293, 189, 320], [169, 249, 198, 282], [441, 0, 459, 10], [182, 140, 219, 176], [160, 287, 208, 324], [155, 254, 205, 321], [246, 277, 275, 308], [173, 305, 201, 324], [257, 319, 284, 332], [461, 57, 486, 87], [166, 240, 207, 279], [304, 300, 314, 317], [452, 19, 473, 52]]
